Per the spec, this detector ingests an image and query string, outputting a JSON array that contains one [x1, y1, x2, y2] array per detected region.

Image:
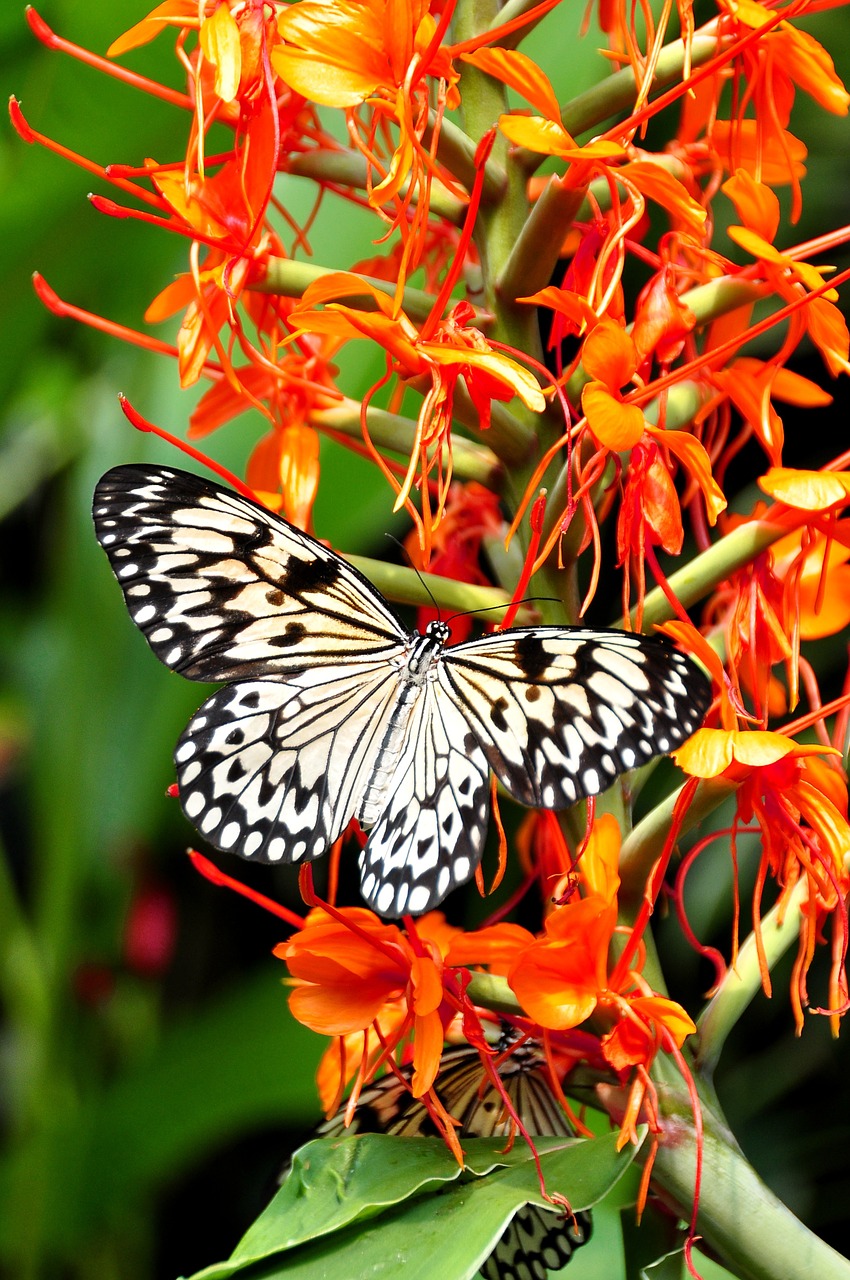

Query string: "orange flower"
[[450, 816, 695, 1144], [498, 114, 625, 177], [188, 326, 343, 530], [712, 359, 832, 469], [703, 469, 850, 715], [580, 321, 725, 519], [581, 322, 646, 451], [277, 906, 458, 1099], [575, 320, 724, 616], [675, 729, 850, 1029], [288, 275, 544, 545], [272, 0, 461, 285]]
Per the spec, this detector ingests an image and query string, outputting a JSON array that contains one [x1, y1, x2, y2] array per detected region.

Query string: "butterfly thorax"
[[356, 622, 449, 828]]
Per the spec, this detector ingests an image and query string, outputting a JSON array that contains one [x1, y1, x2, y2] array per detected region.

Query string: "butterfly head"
[[423, 619, 451, 646]]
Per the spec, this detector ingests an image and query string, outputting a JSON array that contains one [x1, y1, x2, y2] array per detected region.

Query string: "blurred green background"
[[1, 3, 849, 1278]]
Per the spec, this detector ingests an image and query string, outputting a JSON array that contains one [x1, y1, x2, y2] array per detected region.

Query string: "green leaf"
[[183, 1129, 643, 1280]]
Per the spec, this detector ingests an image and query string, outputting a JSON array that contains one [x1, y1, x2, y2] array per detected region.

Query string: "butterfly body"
[[357, 621, 449, 825], [93, 464, 711, 917]]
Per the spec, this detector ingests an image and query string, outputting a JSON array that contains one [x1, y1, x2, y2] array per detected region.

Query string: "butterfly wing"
[[358, 680, 491, 916], [480, 1204, 592, 1280], [93, 463, 416, 866], [92, 464, 408, 681], [174, 663, 401, 863], [440, 627, 710, 809], [303, 1042, 593, 1278]]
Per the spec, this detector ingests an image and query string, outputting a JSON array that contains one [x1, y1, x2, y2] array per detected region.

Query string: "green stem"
[[465, 971, 524, 1016], [637, 1066, 850, 1280], [309, 401, 504, 487], [344, 555, 541, 624], [498, 176, 588, 304], [627, 516, 787, 630], [285, 149, 467, 223], [255, 256, 474, 323], [695, 878, 808, 1076]]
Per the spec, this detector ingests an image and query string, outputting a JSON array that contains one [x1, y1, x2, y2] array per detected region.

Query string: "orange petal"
[[107, 0, 198, 57], [722, 169, 780, 242], [411, 1011, 445, 1096], [807, 298, 850, 377], [712, 119, 807, 186], [461, 48, 561, 121], [583, 383, 645, 451], [581, 320, 637, 389], [510, 955, 599, 1030], [446, 922, 535, 971], [579, 813, 621, 903], [775, 25, 850, 117], [647, 427, 726, 523], [622, 161, 707, 238], [273, 1, 390, 107], [417, 343, 546, 411], [498, 114, 575, 154], [288, 977, 397, 1036], [622, 994, 695, 1051]]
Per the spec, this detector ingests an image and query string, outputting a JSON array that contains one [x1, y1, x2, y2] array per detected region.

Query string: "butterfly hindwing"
[[441, 627, 710, 809], [93, 464, 407, 682], [358, 680, 491, 917], [174, 661, 401, 863], [481, 1202, 591, 1280]]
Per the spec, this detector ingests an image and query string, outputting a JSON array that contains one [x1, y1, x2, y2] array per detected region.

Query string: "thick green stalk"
[[309, 401, 504, 486], [695, 879, 808, 1075], [633, 1061, 850, 1280]]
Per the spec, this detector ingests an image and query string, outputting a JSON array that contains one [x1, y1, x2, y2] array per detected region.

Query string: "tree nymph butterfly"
[[93, 464, 710, 917], [282, 1038, 593, 1280], [279, 1039, 591, 1280]]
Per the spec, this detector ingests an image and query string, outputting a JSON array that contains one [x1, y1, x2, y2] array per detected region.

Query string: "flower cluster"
[[16, 1, 850, 1275]]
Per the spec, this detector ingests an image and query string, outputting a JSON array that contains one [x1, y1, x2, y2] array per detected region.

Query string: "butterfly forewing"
[[441, 627, 710, 810], [93, 465, 408, 682]]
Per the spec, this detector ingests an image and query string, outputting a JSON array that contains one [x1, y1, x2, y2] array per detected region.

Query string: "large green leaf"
[[184, 1129, 643, 1280]]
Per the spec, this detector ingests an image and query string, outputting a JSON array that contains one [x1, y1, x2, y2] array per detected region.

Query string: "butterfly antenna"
[[384, 532, 442, 618], [445, 596, 561, 628]]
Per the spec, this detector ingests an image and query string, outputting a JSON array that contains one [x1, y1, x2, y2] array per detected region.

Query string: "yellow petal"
[[200, 3, 241, 104], [674, 727, 796, 777], [759, 467, 850, 511]]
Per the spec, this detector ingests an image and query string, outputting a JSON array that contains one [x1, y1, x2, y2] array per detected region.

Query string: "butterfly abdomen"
[[358, 627, 447, 827]]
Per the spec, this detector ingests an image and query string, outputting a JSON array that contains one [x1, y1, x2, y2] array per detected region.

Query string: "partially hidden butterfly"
[[285, 1038, 593, 1280], [93, 464, 711, 918]]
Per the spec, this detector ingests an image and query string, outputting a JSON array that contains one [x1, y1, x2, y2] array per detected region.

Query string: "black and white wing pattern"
[[295, 1040, 593, 1280], [440, 627, 706, 809], [93, 464, 711, 919]]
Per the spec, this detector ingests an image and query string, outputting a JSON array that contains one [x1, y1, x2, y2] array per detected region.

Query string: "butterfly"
[[286, 1037, 593, 1280], [93, 464, 711, 918]]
